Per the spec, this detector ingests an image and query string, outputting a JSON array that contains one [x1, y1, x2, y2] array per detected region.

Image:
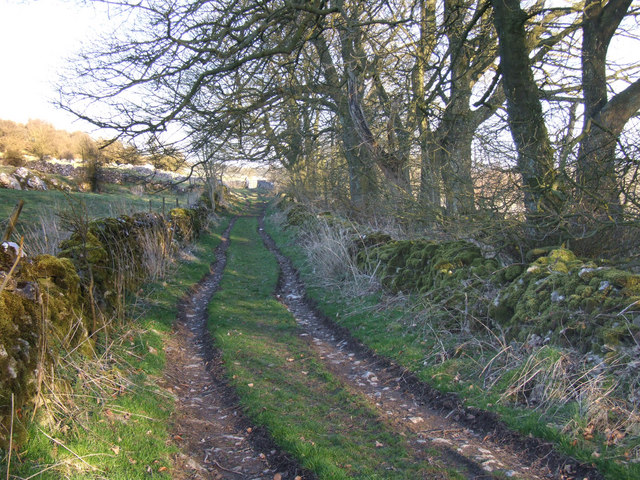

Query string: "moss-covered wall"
[[0, 198, 211, 448], [357, 236, 640, 352], [282, 201, 640, 356]]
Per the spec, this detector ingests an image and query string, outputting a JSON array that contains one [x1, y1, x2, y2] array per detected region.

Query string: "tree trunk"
[[312, 32, 376, 208], [414, 0, 442, 211], [576, 0, 634, 217], [491, 0, 562, 243]]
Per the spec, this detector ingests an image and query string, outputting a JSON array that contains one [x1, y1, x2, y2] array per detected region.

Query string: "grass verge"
[[206, 216, 463, 479], [263, 208, 640, 480], [1, 220, 229, 479]]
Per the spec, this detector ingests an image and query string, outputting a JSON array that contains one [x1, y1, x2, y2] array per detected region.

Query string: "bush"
[[3, 154, 24, 167]]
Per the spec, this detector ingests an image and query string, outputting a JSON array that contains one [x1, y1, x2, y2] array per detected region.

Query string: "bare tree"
[[490, 0, 564, 243], [576, 0, 640, 218]]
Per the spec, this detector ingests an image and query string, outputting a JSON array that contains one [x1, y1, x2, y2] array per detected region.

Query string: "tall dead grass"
[[282, 211, 381, 297], [22, 208, 70, 257]]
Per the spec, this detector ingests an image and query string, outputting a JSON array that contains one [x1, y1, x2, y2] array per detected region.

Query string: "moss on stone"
[[357, 234, 640, 354], [285, 204, 316, 228], [1, 200, 210, 448], [170, 207, 200, 241], [503, 264, 524, 282], [358, 238, 495, 299], [488, 248, 640, 352], [0, 289, 40, 448]]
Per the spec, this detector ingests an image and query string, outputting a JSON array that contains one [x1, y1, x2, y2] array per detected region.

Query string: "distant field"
[[0, 187, 200, 247]]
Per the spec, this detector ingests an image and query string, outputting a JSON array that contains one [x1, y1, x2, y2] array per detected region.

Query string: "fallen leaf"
[[111, 446, 120, 455], [158, 466, 167, 472], [248, 383, 254, 387], [606, 429, 626, 445], [273, 474, 282, 480], [375, 441, 384, 448]]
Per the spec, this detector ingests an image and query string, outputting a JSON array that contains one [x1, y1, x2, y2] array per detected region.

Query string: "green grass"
[[263, 208, 640, 480], [2, 220, 229, 479], [207, 216, 462, 479], [0, 187, 193, 237]]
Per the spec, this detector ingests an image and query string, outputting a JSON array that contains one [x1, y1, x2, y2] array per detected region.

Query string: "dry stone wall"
[[0, 199, 211, 448]]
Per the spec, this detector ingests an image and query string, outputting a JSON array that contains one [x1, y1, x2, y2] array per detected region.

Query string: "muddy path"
[[160, 209, 603, 480], [163, 218, 311, 480], [258, 215, 604, 480]]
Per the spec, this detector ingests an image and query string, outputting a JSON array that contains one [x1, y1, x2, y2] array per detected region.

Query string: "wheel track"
[[164, 217, 312, 480], [258, 214, 604, 480]]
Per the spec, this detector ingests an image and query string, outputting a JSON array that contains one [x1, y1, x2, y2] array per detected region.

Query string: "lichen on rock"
[[490, 248, 640, 351]]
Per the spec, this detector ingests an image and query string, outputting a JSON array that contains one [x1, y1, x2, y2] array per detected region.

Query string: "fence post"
[[3, 200, 25, 242]]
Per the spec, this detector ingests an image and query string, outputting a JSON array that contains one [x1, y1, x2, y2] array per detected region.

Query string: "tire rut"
[[163, 218, 312, 480], [258, 215, 604, 480]]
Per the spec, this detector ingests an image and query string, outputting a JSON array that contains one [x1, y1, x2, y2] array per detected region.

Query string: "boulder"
[[26, 175, 47, 190], [0, 172, 21, 190], [13, 167, 29, 179]]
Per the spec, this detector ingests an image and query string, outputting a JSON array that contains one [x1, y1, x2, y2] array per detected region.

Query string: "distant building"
[[256, 180, 274, 190]]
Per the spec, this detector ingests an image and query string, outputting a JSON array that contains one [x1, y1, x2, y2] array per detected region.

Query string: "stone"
[[26, 175, 47, 190], [0, 241, 24, 269], [0, 172, 21, 190], [13, 167, 29, 179]]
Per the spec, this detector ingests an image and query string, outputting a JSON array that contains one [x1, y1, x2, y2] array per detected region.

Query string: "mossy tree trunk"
[[490, 0, 563, 244], [576, 0, 640, 222]]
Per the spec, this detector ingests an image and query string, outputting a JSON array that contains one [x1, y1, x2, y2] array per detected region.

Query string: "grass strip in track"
[[207, 216, 462, 480], [4, 220, 229, 479]]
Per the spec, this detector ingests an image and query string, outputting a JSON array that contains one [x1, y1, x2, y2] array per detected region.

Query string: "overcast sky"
[[0, 0, 110, 132]]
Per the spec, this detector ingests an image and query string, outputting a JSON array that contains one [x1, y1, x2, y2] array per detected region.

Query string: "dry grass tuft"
[[296, 216, 381, 298], [22, 209, 70, 257]]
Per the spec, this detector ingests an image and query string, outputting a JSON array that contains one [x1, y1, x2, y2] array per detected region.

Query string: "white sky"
[[0, 0, 110, 133]]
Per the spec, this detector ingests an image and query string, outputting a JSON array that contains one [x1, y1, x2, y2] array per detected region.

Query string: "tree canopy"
[[58, 0, 640, 255]]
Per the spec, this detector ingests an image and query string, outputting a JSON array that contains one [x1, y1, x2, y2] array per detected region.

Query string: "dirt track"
[[163, 212, 604, 479], [164, 218, 310, 480]]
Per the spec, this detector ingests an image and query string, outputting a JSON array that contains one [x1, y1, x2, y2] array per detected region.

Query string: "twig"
[[22, 454, 116, 480], [104, 406, 158, 421], [37, 428, 101, 472], [22, 462, 67, 479], [2, 200, 24, 242], [212, 459, 243, 476], [7, 394, 14, 480]]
